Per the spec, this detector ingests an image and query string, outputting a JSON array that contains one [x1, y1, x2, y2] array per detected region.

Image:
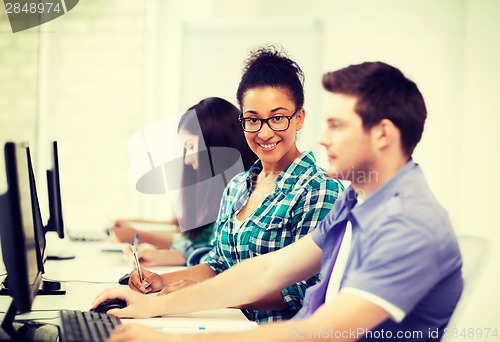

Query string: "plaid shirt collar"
[[245, 151, 317, 193]]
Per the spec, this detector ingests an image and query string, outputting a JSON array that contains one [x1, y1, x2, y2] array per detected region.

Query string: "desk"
[[1, 240, 257, 338]]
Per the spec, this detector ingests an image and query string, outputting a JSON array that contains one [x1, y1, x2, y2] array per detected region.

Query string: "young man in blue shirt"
[[94, 61, 463, 342]]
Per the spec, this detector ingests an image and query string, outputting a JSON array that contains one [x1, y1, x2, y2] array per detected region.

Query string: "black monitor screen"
[[0, 142, 43, 314], [46, 141, 64, 239], [27, 147, 47, 270]]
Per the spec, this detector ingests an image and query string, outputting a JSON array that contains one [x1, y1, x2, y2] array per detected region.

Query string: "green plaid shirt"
[[204, 151, 343, 323]]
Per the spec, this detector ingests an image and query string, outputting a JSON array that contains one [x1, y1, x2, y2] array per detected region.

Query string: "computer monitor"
[[0, 143, 65, 299], [26, 146, 67, 291], [0, 142, 43, 339], [26, 147, 47, 271], [42, 141, 74, 260], [45, 141, 64, 239]]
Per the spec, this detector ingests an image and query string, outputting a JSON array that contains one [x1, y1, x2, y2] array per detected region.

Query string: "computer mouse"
[[90, 298, 127, 314], [118, 273, 130, 285]]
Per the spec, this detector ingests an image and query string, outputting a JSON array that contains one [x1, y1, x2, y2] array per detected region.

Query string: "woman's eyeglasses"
[[238, 109, 299, 133]]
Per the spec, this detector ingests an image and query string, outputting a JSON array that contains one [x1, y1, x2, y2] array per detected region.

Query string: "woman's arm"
[[112, 219, 178, 248], [159, 263, 217, 284], [123, 247, 187, 267], [128, 263, 217, 293], [233, 292, 289, 311]]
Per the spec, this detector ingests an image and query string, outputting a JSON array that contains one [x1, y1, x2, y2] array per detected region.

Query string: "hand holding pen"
[[128, 233, 167, 294], [128, 268, 164, 294], [131, 233, 143, 283]]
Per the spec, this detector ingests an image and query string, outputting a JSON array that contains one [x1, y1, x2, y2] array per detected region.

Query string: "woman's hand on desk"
[[123, 244, 154, 266], [112, 220, 138, 243], [158, 279, 197, 296], [124, 246, 187, 267], [129, 268, 164, 294]]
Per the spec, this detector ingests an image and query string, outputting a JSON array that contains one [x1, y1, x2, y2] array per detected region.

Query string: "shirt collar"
[[349, 160, 418, 229], [245, 151, 317, 192]]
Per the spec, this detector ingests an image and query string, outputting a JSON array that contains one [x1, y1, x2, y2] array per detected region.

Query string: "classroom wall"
[[1, 0, 499, 335], [456, 0, 500, 329]]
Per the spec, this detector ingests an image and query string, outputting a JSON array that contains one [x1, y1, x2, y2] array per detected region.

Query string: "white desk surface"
[[2, 240, 257, 334]]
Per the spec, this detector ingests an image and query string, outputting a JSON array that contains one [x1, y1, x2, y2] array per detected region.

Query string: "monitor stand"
[[37, 279, 66, 295], [45, 232, 76, 260], [0, 276, 66, 295], [46, 253, 76, 260]]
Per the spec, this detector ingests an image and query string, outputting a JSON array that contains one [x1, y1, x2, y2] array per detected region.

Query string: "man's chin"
[[327, 168, 342, 180], [327, 166, 350, 181]]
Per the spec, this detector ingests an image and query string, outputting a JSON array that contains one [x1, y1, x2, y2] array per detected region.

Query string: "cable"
[[13, 308, 59, 321], [14, 316, 58, 322], [42, 276, 116, 284]]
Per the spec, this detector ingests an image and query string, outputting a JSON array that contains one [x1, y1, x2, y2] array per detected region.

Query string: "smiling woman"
[[237, 86, 305, 173], [126, 46, 344, 324]]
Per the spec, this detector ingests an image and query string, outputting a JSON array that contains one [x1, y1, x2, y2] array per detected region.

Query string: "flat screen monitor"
[[26, 147, 47, 271], [0, 142, 43, 338], [45, 141, 64, 239], [27, 145, 71, 281]]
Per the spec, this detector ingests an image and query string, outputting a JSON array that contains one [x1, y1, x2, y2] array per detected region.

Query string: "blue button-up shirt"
[[295, 161, 463, 341]]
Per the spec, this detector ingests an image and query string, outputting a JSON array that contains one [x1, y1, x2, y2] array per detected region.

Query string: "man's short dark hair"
[[322, 62, 427, 156]]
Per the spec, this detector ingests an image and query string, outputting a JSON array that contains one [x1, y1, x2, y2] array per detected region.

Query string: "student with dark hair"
[[119, 46, 343, 323], [116, 97, 257, 266], [94, 61, 463, 342]]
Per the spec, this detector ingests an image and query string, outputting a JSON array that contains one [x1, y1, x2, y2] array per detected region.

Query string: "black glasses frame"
[[238, 109, 300, 133]]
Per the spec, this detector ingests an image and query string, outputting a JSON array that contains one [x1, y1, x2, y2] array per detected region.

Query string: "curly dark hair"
[[236, 45, 305, 111]]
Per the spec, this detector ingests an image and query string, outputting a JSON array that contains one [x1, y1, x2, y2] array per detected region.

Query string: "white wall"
[[456, 0, 500, 330]]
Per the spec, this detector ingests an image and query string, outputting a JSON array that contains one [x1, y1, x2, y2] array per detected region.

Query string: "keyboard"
[[59, 309, 122, 342]]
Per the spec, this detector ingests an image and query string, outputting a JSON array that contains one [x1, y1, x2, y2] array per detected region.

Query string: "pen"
[[160, 326, 206, 331], [131, 242, 143, 283], [133, 232, 139, 247]]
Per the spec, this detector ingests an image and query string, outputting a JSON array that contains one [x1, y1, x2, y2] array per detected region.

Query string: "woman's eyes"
[[245, 116, 285, 122], [270, 116, 285, 122]]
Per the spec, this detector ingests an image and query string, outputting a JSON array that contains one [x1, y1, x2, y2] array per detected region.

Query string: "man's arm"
[[108, 292, 390, 342], [157, 234, 322, 315], [95, 234, 322, 318]]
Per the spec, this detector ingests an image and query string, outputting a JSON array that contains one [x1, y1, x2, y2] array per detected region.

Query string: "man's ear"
[[371, 118, 399, 151], [295, 108, 306, 131]]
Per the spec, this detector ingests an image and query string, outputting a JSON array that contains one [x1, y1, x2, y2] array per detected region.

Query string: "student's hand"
[[112, 220, 138, 243], [136, 249, 168, 267], [123, 244, 147, 266], [158, 279, 198, 296], [129, 268, 164, 294], [91, 288, 162, 319], [122, 243, 134, 263], [123, 245, 165, 267]]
